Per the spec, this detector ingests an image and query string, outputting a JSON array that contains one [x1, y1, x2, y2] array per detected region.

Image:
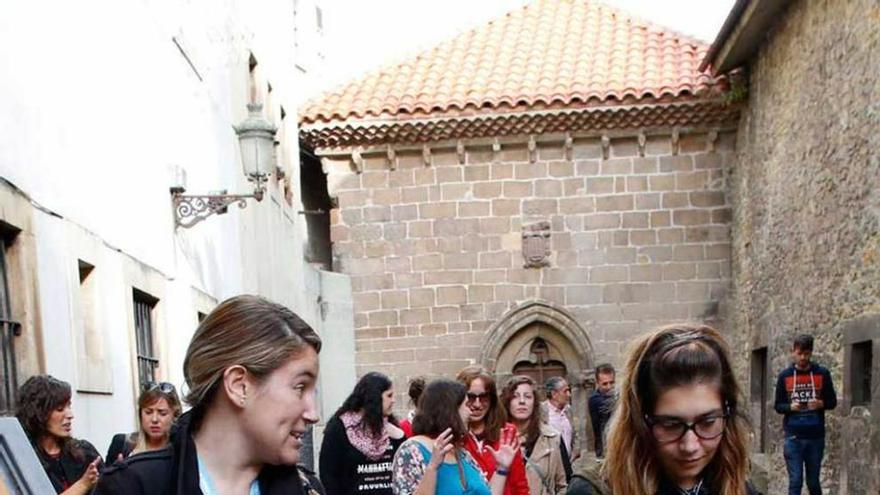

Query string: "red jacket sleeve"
[[464, 424, 529, 495], [400, 419, 413, 438], [503, 447, 530, 495]]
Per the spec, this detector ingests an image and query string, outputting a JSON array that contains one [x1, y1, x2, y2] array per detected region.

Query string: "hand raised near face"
[[486, 426, 520, 470], [428, 428, 454, 470]]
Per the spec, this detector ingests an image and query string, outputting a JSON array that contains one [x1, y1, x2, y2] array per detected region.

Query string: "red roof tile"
[[300, 0, 730, 148]]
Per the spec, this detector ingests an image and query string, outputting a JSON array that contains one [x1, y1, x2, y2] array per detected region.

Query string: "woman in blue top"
[[392, 379, 518, 495]]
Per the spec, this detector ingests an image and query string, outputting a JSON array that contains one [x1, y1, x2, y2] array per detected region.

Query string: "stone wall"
[[725, 0, 880, 492], [322, 126, 737, 435]]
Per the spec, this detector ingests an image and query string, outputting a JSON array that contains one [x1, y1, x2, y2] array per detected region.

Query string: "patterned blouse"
[[392, 438, 491, 495]]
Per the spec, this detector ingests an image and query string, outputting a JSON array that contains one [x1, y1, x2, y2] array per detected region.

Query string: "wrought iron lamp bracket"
[[172, 180, 267, 229]]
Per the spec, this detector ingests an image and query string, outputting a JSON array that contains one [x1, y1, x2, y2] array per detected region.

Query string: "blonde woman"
[[501, 375, 567, 495], [568, 324, 760, 495], [106, 382, 182, 462], [95, 295, 325, 495]]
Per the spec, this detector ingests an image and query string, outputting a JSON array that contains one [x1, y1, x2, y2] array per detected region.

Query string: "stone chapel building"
[[301, 0, 740, 453]]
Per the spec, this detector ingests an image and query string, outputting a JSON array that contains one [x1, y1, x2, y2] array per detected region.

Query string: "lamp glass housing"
[[235, 103, 277, 181]]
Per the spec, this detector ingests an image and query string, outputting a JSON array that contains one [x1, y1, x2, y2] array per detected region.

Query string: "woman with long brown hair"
[[390, 379, 517, 495], [456, 365, 529, 495], [501, 375, 567, 495], [569, 323, 759, 495]]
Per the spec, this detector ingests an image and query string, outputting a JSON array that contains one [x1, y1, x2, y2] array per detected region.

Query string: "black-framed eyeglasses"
[[466, 392, 491, 404], [644, 411, 728, 443], [143, 381, 176, 395]]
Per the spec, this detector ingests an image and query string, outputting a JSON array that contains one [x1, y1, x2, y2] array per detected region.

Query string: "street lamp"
[[171, 103, 278, 229]]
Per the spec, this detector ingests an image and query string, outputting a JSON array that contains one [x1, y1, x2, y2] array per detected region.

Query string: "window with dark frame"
[[750, 347, 768, 453], [0, 225, 21, 415], [132, 289, 159, 388], [851, 341, 873, 407]]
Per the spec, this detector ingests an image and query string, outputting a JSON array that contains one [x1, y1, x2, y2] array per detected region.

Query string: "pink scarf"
[[340, 411, 390, 461]]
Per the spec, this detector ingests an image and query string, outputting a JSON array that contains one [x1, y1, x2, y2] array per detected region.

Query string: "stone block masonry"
[[720, 0, 880, 492], [321, 129, 736, 415]]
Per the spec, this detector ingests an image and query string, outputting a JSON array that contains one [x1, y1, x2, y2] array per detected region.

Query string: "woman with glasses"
[[456, 366, 529, 495], [106, 381, 182, 462], [390, 379, 517, 495], [94, 295, 325, 495], [501, 375, 567, 495], [567, 324, 759, 495], [320, 372, 405, 495], [16, 375, 101, 494]]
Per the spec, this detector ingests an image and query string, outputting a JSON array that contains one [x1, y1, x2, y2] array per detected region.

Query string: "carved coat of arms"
[[522, 221, 551, 268]]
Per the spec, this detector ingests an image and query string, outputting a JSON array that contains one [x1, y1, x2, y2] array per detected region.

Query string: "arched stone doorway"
[[480, 301, 597, 457]]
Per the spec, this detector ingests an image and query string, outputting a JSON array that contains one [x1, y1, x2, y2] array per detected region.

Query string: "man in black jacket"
[[774, 334, 837, 495], [587, 364, 615, 458]]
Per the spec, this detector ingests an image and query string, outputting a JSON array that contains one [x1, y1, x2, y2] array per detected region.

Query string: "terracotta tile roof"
[[301, 0, 731, 148]]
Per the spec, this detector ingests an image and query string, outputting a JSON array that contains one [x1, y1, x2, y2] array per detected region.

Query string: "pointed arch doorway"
[[480, 301, 596, 457]]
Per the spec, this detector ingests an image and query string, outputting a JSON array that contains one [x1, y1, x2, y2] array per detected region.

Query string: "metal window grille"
[[0, 240, 20, 415], [132, 289, 158, 388]]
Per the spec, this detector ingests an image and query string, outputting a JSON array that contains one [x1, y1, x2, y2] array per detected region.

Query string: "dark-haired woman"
[[391, 379, 518, 495], [399, 377, 425, 438], [94, 294, 325, 495], [567, 324, 761, 495], [320, 372, 405, 495], [501, 375, 567, 495], [106, 381, 182, 462], [16, 375, 101, 494], [456, 366, 529, 495]]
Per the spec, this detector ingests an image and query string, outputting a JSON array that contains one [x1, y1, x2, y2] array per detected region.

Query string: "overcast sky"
[[316, 0, 736, 92]]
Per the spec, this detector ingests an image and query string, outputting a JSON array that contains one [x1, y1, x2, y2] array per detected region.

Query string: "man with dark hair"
[[587, 364, 615, 457], [774, 334, 837, 495]]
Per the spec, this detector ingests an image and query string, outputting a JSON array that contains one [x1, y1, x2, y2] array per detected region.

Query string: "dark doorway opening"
[[299, 141, 332, 271]]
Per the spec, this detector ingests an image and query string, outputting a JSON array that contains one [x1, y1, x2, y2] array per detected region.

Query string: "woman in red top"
[[456, 365, 530, 495], [399, 377, 425, 438]]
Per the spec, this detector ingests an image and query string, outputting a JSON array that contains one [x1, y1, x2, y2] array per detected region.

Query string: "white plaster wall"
[[0, 0, 352, 462], [316, 270, 357, 419]]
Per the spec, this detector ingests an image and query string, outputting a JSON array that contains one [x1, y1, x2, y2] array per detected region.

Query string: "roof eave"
[[699, 0, 792, 76], [300, 97, 741, 150]]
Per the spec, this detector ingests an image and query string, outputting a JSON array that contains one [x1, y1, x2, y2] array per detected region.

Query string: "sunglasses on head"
[[143, 381, 176, 394]]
